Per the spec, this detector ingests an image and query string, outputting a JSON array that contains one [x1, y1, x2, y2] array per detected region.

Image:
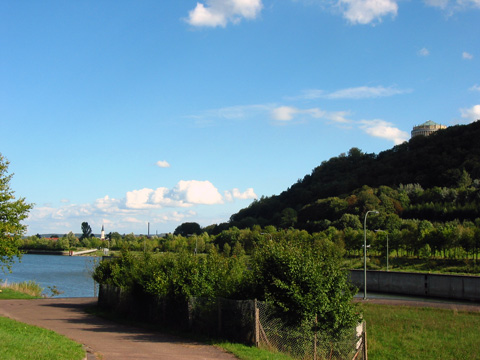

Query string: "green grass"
[[0, 287, 40, 299], [0, 316, 85, 360], [215, 341, 294, 360], [360, 303, 480, 360], [345, 255, 480, 275], [0, 281, 44, 298]]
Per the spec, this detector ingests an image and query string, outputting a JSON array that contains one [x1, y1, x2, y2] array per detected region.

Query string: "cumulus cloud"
[[338, 0, 398, 25], [462, 51, 474, 60], [186, 0, 263, 27], [224, 188, 257, 202], [156, 160, 171, 168], [470, 84, 480, 91], [359, 119, 409, 144], [125, 180, 225, 209], [460, 105, 480, 123], [418, 47, 430, 57], [27, 179, 257, 234], [173, 180, 224, 205]]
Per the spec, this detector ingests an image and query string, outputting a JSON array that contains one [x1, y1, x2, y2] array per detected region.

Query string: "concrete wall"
[[350, 270, 480, 302]]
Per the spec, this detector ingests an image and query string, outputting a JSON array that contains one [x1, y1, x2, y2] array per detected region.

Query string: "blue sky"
[[2, 0, 479, 236]]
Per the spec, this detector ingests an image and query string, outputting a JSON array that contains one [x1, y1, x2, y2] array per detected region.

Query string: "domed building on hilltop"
[[411, 120, 447, 138]]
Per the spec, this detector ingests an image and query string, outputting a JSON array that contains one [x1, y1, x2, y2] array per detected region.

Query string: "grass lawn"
[[360, 303, 480, 360], [0, 316, 85, 360]]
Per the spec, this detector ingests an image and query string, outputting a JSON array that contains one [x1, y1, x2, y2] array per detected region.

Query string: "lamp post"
[[375, 230, 389, 272], [364, 210, 379, 300]]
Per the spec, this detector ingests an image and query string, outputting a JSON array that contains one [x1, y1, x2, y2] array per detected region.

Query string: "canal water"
[[1, 254, 99, 298]]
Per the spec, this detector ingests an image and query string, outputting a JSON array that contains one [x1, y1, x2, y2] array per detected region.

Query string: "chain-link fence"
[[98, 285, 366, 360], [255, 301, 366, 360]]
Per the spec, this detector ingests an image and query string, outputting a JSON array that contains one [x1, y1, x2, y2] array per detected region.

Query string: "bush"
[[250, 234, 360, 339], [93, 229, 360, 339]]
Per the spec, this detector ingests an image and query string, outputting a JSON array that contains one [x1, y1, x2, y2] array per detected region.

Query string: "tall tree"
[[0, 154, 33, 274], [81, 222, 92, 240]]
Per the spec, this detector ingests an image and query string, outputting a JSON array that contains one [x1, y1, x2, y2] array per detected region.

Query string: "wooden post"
[[363, 321, 368, 360]]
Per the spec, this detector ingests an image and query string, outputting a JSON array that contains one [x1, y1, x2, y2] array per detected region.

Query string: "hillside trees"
[[0, 154, 33, 273], [227, 121, 480, 230]]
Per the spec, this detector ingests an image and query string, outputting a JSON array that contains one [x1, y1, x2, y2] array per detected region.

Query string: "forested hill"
[[226, 120, 480, 232]]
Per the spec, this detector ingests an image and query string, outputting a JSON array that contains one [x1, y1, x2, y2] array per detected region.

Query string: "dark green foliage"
[[174, 222, 202, 236], [0, 154, 33, 273], [250, 234, 359, 339], [80, 222, 92, 240]]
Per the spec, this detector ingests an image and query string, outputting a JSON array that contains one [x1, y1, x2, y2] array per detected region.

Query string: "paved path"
[[0, 297, 238, 360]]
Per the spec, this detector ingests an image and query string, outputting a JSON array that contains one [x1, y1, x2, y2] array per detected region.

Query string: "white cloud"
[[27, 179, 256, 234], [271, 106, 351, 124], [271, 106, 301, 121], [359, 119, 409, 144], [225, 188, 257, 202], [124, 180, 225, 209], [470, 84, 480, 91], [324, 85, 411, 99], [460, 105, 480, 123], [424, 0, 480, 11], [338, 0, 398, 25], [290, 86, 411, 100], [173, 180, 224, 205], [325, 111, 352, 123], [156, 160, 171, 168], [462, 51, 474, 60], [186, 0, 263, 28], [418, 47, 430, 57]]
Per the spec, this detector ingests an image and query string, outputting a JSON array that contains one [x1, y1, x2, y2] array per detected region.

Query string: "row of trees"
[[18, 217, 480, 263]]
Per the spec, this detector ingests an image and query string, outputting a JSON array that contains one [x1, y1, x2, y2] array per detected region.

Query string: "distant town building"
[[411, 120, 447, 138], [101, 225, 105, 240]]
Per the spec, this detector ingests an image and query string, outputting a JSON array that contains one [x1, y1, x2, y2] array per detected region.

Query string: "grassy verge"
[[0, 316, 85, 360], [0, 281, 44, 299], [216, 341, 293, 360], [360, 303, 480, 360], [345, 255, 480, 275], [0, 287, 39, 300]]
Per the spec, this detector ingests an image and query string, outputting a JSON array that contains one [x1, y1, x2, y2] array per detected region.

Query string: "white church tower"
[[100, 225, 105, 241]]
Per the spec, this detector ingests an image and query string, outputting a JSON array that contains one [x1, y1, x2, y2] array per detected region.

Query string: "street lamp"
[[375, 230, 389, 272], [364, 210, 379, 300]]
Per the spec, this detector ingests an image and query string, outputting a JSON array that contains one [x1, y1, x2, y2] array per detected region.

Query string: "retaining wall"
[[349, 270, 480, 302]]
